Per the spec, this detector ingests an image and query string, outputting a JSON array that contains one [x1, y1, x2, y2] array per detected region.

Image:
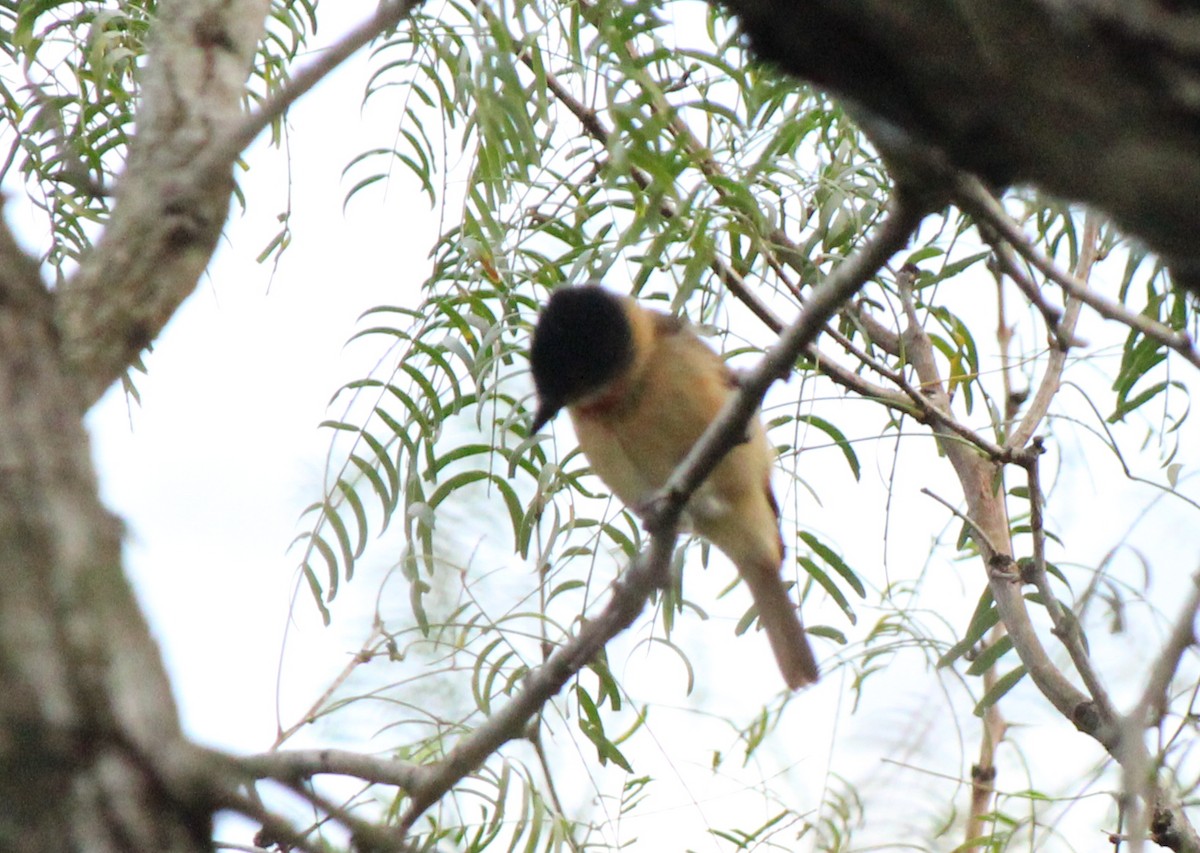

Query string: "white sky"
[[10, 4, 1197, 850]]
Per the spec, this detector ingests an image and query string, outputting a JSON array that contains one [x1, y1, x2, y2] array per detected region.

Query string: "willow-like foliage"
[[279, 2, 1196, 851]]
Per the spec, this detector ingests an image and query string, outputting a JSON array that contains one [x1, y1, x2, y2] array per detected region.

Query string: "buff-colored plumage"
[[530, 286, 818, 689]]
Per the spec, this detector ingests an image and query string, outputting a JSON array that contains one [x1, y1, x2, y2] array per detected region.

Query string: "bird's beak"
[[530, 399, 560, 435]]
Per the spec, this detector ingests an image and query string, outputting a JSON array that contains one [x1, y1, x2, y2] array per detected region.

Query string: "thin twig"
[[889, 267, 1032, 463], [209, 0, 423, 170], [967, 624, 1008, 848], [397, 524, 679, 832], [1006, 212, 1098, 450], [716, 270, 918, 412], [1023, 440, 1116, 718], [273, 629, 390, 748], [983, 230, 1079, 351], [656, 195, 926, 507], [919, 488, 1003, 557], [279, 773, 412, 852], [956, 177, 1200, 372], [530, 728, 585, 853]]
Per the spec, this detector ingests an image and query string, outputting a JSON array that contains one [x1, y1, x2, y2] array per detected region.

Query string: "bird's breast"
[[568, 404, 657, 510]]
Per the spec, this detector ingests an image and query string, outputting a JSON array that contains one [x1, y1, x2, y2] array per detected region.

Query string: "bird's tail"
[[739, 557, 819, 690]]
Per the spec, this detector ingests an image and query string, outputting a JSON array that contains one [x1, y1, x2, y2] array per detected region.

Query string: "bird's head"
[[529, 284, 635, 433]]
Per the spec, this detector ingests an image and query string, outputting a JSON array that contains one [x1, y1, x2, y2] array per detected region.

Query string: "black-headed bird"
[[529, 284, 818, 689]]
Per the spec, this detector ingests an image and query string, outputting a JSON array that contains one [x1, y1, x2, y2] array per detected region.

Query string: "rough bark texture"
[[0, 218, 209, 850], [719, 0, 1200, 285], [56, 0, 272, 407], [0, 1, 271, 849]]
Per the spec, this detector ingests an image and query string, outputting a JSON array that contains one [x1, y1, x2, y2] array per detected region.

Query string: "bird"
[[528, 283, 819, 689]]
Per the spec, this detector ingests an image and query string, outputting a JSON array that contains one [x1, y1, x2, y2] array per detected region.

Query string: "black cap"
[[529, 285, 634, 433]]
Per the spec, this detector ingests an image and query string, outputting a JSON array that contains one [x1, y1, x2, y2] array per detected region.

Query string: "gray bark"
[[0, 1, 270, 849], [0, 218, 208, 850]]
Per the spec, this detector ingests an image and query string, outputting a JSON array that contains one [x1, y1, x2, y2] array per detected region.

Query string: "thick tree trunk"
[[0, 220, 209, 850], [0, 1, 270, 849]]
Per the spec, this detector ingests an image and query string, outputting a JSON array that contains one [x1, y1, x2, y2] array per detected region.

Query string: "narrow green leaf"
[[799, 531, 865, 597], [973, 665, 1027, 716], [321, 501, 356, 582], [796, 414, 860, 480], [301, 562, 331, 626], [938, 589, 999, 668], [309, 534, 339, 602], [335, 480, 369, 559], [797, 556, 856, 623], [966, 634, 1014, 676]]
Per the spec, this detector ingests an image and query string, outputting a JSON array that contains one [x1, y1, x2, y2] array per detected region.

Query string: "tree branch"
[[494, 0, 915, 414], [211, 0, 423, 170], [57, 0, 271, 406], [1004, 211, 1097, 451], [658, 195, 926, 505], [241, 748, 424, 791], [897, 258, 1106, 738], [0, 201, 204, 846], [397, 523, 680, 832], [955, 177, 1200, 373], [57, 0, 423, 407], [388, 192, 924, 835], [844, 275, 1030, 465], [968, 624, 1008, 850], [897, 211, 1200, 850], [1120, 568, 1200, 853], [1022, 441, 1116, 719], [719, 0, 1200, 284], [982, 228, 1081, 352]]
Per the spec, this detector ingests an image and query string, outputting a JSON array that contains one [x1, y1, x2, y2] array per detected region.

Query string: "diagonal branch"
[[1021, 440, 1116, 718], [896, 262, 1103, 733], [896, 228, 1200, 852], [955, 177, 1200, 373], [211, 747, 421, 853], [57, 0, 422, 408], [210, 0, 422, 170], [388, 192, 925, 835], [397, 522, 679, 832], [493, 0, 913, 411], [658, 195, 926, 505]]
